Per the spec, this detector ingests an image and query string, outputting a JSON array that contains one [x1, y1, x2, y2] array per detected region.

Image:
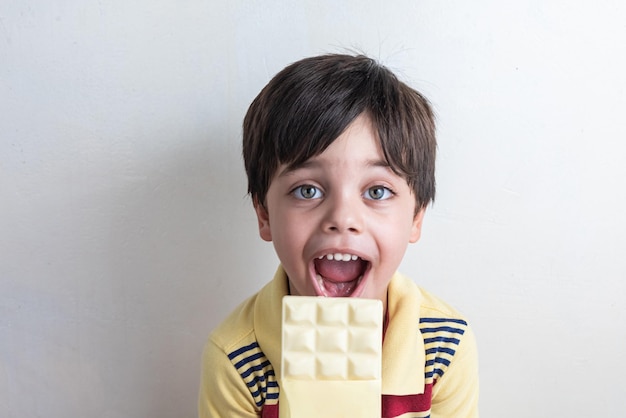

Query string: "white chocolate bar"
[[280, 296, 383, 418]]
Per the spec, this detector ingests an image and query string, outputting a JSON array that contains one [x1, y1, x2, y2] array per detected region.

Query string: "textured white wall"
[[2, 1, 625, 417]]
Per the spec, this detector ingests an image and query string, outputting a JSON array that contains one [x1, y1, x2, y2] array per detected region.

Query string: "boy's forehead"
[[275, 156, 393, 181]]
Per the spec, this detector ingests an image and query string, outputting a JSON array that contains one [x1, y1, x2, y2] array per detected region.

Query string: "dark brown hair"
[[242, 53, 436, 209]]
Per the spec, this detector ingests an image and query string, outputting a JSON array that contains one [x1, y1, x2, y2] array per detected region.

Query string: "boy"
[[199, 54, 479, 417]]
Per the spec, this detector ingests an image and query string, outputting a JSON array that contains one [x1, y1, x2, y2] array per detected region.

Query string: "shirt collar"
[[254, 267, 426, 396], [382, 272, 426, 395]]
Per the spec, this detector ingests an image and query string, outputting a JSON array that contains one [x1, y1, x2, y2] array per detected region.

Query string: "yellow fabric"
[[382, 272, 426, 394], [198, 266, 479, 417], [430, 325, 480, 418]]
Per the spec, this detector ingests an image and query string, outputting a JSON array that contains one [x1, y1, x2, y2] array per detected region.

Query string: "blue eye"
[[365, 186, 393, 200], [293, 185, 323, 199]]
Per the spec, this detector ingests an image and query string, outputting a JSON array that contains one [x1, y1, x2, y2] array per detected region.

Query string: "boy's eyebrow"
[[278, 158, 392, 177], [367, 159, 393, 169]]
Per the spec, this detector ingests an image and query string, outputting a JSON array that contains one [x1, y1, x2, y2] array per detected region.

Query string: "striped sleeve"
[[420, 317, 468, 385], [420, 318, 479, 418], [199, 338, 278, 418], [227, 342, 279, 408]]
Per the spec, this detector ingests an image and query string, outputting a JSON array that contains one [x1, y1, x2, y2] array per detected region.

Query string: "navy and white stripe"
[[228, 342, 279, 407], [419, 317, 467, 383]]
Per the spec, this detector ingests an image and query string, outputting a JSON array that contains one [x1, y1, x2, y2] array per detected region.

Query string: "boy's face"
[[254, 114, 425, 310]]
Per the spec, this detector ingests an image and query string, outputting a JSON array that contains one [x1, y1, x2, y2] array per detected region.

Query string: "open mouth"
[[312, 253, 370, 297]]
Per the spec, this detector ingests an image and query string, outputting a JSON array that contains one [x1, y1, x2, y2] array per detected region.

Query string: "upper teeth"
[[319, 253, 359, 261]]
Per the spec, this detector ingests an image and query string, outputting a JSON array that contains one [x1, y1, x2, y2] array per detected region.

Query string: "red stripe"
[[381, 383, 432, 418], [261, 403, 278, 418]]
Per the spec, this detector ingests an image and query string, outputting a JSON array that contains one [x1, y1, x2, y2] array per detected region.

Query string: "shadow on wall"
[[2, 97, 283, 417], [99, 128, 269, 417]]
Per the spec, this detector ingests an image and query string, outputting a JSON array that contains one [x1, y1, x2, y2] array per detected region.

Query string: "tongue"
[[314, 258, 365, 282], [321, 279, 358, 297]]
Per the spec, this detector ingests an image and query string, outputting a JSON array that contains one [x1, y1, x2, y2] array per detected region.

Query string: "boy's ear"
[[409, 208, 426, 243], [254, 200, 273, 242]]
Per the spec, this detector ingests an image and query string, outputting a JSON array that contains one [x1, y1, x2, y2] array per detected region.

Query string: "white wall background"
[[2, 1, 625, 417]]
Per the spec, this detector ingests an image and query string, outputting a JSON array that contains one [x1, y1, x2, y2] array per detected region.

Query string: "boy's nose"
[[321, 195, 363, 234]]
